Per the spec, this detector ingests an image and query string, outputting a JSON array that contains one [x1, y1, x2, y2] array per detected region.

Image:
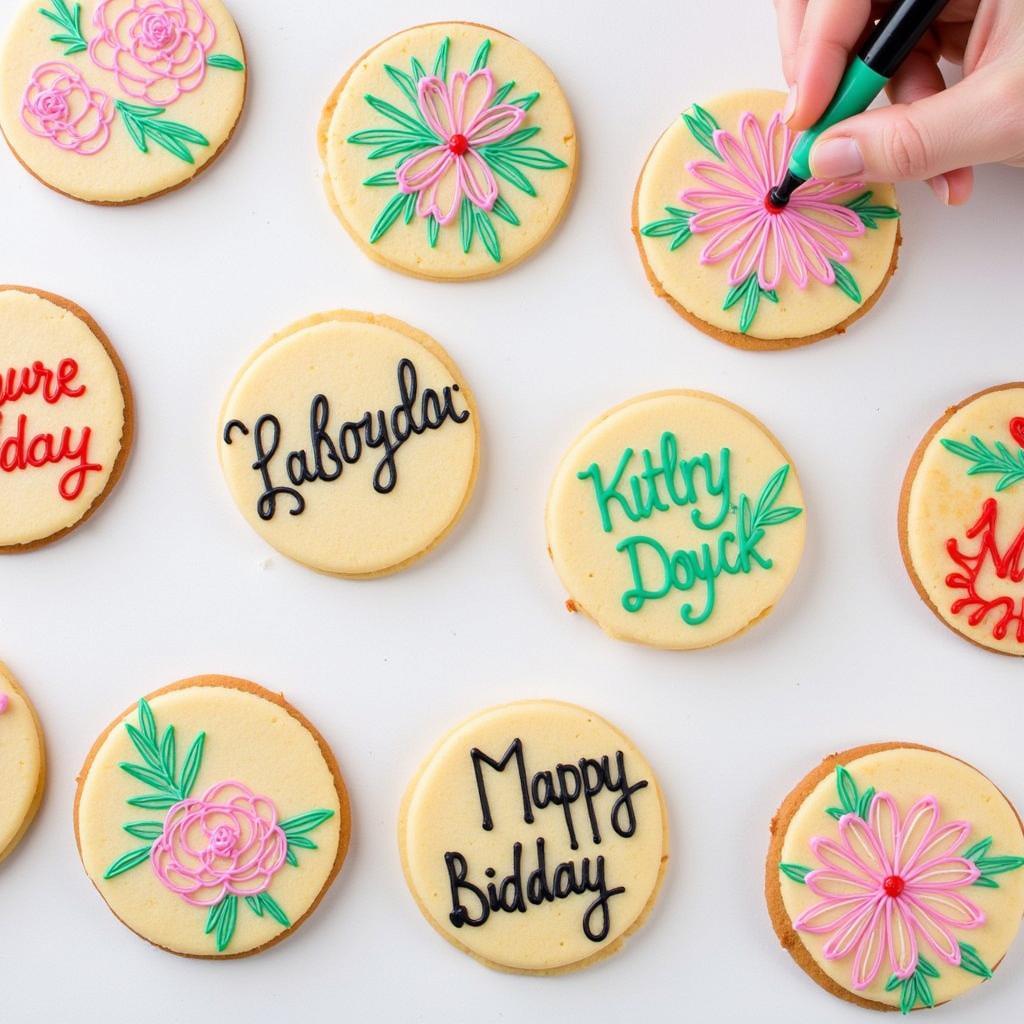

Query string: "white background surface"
[[1, 0, 1022, 1020]]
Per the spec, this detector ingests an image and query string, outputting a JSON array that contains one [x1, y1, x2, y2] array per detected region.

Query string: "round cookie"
[[546, 390, 806, 649], [767, 744, 1024, 1013], [0, 0, 246, 204], [218, 310, 479, 578], [399, 700, 668, 974], [319, 21, 576, 280], [0, 662, 46, 865], [75, 675, 350, 958], [633, 90, 901, 350], [0, 286, 132, 551], [900, 383, 1024, 656]]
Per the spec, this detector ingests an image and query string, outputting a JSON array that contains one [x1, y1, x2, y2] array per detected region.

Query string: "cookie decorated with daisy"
[[900, 383, 1024, 656], [319, 22, 576, 280], [75, 676, 350, 957], [767, 744, 1024, 1013], [634, 89, 900, 350], [0, 0, 246, 203]]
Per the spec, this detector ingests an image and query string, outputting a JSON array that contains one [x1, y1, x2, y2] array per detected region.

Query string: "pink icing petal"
[[905, 857, 981, 889], [466, 103, 526, 146], [895, 797, 939, 873], [839, 814, 889, 881], [905, 897, 966, 964], [764, 111, 795, 188], [698, 210, 764, 268], [788, 200, 865, 238], [869, 794, 899, 875], [688, 202, 759, 232], [908, 890, 985, 929], [809, 836, 876, 883], [457, 148, 498, 210], [738, 111, 776, 192], [449, 69, 494, 134], [684, 159, 757, 201], [728, 216, 772, 288], [773, 215, 810, 288], [416, 159, 462, 226], [903, 819, 973, 876], [782, 215, 836, 285], [888, 900, 919, 980], [821, 897, 881, 960], [757, 219, 783, 290], [850, 900, 887, 990], [397, 146, 451, 193], [785, 210, 851, 263], [806, 869, 878, 899], [711, 124, 764, 195], [417, 76, 456, 139], [794, 894, 876, 934]]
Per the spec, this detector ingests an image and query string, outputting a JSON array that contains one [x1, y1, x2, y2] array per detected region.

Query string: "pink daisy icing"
[[681, 112, 866, 291], [794, 793, 984, 990], [396, 68, 525, 226]]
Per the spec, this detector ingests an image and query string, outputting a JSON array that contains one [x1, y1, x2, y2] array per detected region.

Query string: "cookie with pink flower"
[[0, 0, 246, 203], [320, 22, 577, 280], [768, 743, 1024, 1013], [75, 676, 350, 957], [635, 90, 901, 350]]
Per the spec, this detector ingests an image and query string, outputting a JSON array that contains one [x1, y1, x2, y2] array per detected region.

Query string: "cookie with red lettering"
[[218, 310, 479, 578], [0, 286, 132, 552], [319, 21, 576, 280], [0, 662, 46, 865], [900, 383, 1024, 655], [399, 700, 668, 973], [0, 0, 246, 204], [767, 743, 1024, 1013], [546, 389, 806, 649], [75, 675, 350, 958], [633, 89, 900, 350]]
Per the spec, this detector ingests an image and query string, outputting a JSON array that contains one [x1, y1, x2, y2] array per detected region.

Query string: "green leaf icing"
[[115, 101, 209, 164], [829, 260, 862, 303], [207, 54, 245, 72], [103, 846, 152, 879], [941, 436, 1024, 492], [682, 103, 720, 157], [779, 863, 811, 884], [38, 0, 87, 55], [958, 942, 993, 979]]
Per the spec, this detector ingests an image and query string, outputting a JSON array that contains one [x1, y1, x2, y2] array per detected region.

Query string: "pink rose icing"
[[794, 793, 984, 990], [151, 781, 287, 906], [21, 62, 114, 156], [681, 112, 866, 291], [396, 68, 525, 225], [89, 0, 216, 106]]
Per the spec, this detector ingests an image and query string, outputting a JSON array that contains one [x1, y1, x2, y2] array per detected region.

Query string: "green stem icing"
[[845, 190, 900, 229], [779, 863, 811, 884], [722, 273, 778, 334], [941, 436, 1024, 492], [207, 54, 245, 71], [682, 103, 721, 157], [38, 0, 87, 55], [962, 835, 1024, 888], [825, 765, 874, 821], [886, 955, 938, 1014], [116, 101, 209, 164]]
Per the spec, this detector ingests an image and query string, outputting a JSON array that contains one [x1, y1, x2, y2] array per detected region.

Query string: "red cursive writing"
[[0, 412, 102, 501], [0, 358, 86, 408]]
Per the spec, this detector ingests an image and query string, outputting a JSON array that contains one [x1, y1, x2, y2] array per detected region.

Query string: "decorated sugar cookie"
[[901, 384, 1024, 656], [219, 310, 478, 578], [767, 744, 1024, 1013], [634, 90, 900, 350], [0, 0, 246, 204], [400, 700, 668, 973], [319, 22, 576, 280], [75, 676, 350, 957], [0, 662, 46, 865], [0, 286, 132, 551], [546, 390, 806, 649]]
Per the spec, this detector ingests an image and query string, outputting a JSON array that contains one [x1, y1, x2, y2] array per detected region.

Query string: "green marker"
[[770, 0, 951, 208]]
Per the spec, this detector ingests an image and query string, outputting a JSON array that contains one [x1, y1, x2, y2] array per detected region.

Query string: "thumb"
[[809, 72, 1021, 183]]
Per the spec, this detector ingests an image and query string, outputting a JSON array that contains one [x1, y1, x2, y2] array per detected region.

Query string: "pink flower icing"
[[681, 112, 866, 290], [89, 0, 216, 106], [794, 793, 984, 990], [0, 694, 8, 714], [21, 62, 114, 156], [151, 781, 287, 906], [396, 68, 525, 225]]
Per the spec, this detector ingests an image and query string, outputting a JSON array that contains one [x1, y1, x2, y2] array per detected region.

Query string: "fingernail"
[[782, 86, 798, 123], [811, 137, 864, 179], [927, 174, 950, 205]]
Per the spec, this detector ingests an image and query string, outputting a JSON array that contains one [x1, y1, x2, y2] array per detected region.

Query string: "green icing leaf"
[[347, 128, 434, 147], [364, 94, 426, 134], [383, 64, 419, 108], [215, 895, 238, 953], [492, 146, 566, 170], [363, 170, 398, 187], [160, 724, 176, 783], [427, 214, 439, 247], [368, 191, 408, 244], [178, 732, 206, 798], [641, 207, 692, 242], [739, 277, 760, 334], [958, 942, 993, 979], [285, 846, 299, 867], [402, 190, 416, 225], [963, 837, 993, 861], [941, 436, 1024, 492], [845, 189, 900, 229], [138, 699, 157, 744], [977, 855, 1024, 876], [916, 972, 935, 1008], [482, 151, 536, 196], [475, 208, 501, 263], [779, 863, 811, 884], [825, 807, 844, 821], [259, 892, 291, 928], [459, 197, 475, 254], [286, 835, 318, 850], [469, 39, 491, 73], [103, 845, 152, 880], [494, 126, 541, 148], [884, 974, 902, 992], [118, 761, 171, 792], [205, 897, 228, 934], [126, 793, 178, 810], [829, 260, 862, 303], [115, 101, 209, 164], [835, 765, 859, 814], [409, 56, 427, 82], [207, 54, 245, 71], [38, 1, 87, 55], [491, 80, 515, 105], [918, 955, 940, 979], [511, 92, 540, 111], [491, 195, 520, 226], [432, 36, 449, 80], [750, 464, 803, 534], [123, 820, 165, 841], [125, 723, 161, 770], [973, 876, 1000, 888], [682, 103, 721, 157], [856, 786, 876, 820], [245, 895, 263, 917]]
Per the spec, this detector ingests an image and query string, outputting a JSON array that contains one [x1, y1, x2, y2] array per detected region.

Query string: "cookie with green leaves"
[[767, 743, 1024, 1013], [75, 675, 349, 957]]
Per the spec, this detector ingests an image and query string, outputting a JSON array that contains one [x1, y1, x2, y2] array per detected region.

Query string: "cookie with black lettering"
[[546, 389, 806, 649], [218, 310, 479, 577], [0, 285, 132, 551], [0, 661, 46, 865], [399, 700, 668, 973]]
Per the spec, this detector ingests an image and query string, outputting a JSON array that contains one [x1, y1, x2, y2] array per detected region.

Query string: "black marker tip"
[[768, 169, 807, 209]]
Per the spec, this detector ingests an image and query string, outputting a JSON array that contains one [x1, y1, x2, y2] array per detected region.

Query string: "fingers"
[[810, 68, 1021, 189], [787, 0, 874, 129], [775, 0, 809, 85]]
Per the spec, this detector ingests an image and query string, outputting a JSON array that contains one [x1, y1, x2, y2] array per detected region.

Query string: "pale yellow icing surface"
[[906, 387, 1024, 655], [0, 0, 245, 203], [636, 89, 899, 341], [780, 748, 1024, 1008], [401, 701, 667, 972], [322, 22, 576, 280], [78, 684, 343, 956], [546, 391, 806, 649], [0, 663, 44, 861], [0, 289, 126, 547], [218, 310, 478, 577]]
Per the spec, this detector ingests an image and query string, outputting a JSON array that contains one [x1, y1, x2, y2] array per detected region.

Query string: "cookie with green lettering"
[[546, 390, 806, 649]]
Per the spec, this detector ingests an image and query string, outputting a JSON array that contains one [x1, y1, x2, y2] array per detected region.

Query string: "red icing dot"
[[764, 193, 785, 214], [883, 875, 905, 898], [448, 134, 469, 156]]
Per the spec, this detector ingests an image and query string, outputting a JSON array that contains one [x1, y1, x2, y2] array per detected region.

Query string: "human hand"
[[775, 0, 1024, 203]]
